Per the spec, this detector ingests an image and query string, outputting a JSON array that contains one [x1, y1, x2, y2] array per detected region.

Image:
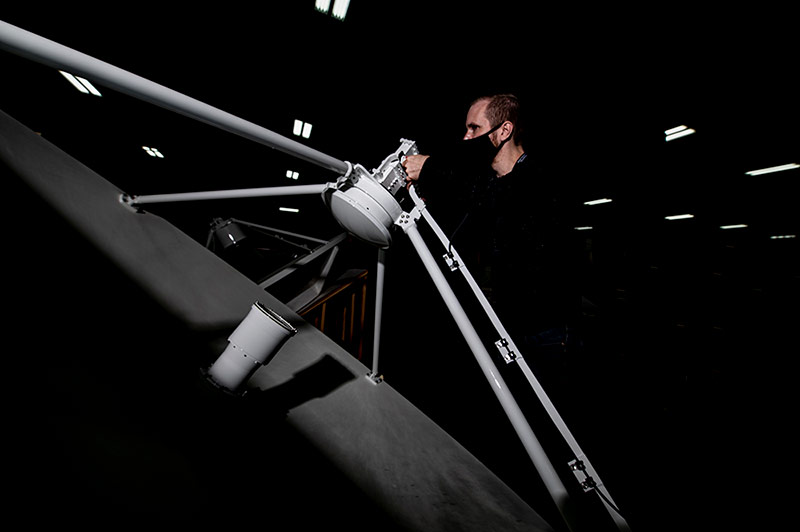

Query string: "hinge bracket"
[[494, 337, 517, 364]]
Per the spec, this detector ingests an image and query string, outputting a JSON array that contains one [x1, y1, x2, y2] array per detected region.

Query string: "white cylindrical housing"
[[207, 302, 297, 391]]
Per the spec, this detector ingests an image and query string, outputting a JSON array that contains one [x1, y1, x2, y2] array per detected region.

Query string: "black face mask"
[[460, 121, 507, 167]]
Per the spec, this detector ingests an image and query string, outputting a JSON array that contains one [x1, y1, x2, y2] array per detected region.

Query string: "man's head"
[[463, 93, 522, 148]]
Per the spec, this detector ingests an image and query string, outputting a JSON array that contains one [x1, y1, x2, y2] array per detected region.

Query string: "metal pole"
[[126, 184, 328, 205], [369, 247, 387, 383], [515, 360, 631, 531], [410, 187, 631, 531], [234, 219, 332, 245], [0, 20, 349, 175], [402, 222, 575, 531]]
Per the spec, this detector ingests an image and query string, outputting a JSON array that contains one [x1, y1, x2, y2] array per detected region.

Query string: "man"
[[402, 93, 582, 358], [403, 95, 524, 183]]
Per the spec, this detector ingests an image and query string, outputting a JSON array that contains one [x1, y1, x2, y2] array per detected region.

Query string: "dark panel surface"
[[2, 108, 554, 530]]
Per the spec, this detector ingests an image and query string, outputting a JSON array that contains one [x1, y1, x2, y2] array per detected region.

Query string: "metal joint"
[[494, 337, 517, 363], [569, 457, 602, 493], [366, 371, 384, 385], [394, 209, 421, 232], [119, 193, 143, 212], [443, 252, 460, 271]]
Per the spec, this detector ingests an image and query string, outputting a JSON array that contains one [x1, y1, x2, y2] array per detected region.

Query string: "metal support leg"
[[402, 222, 575, 531], [368, 247, 387, 383]]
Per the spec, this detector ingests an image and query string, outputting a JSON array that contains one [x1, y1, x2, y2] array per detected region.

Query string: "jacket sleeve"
[[412, 139, 492, 222]]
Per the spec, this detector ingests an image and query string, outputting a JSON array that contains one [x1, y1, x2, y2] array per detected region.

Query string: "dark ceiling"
[[1, 4, 798, 531], [2, 5, 796, 235], [1, 4, 797, 241]]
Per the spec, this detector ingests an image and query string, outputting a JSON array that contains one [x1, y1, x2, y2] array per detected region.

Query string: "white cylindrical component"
[[324, 165, 403, 248], [207, 302, 297, 391]]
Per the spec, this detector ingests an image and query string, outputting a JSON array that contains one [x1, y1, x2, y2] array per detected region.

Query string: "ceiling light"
[[59, 70, 101, 96], [584, 198, 613, 206], [745, 163, 799, 176], [332, 0, 351, 20], [574, 226, 593, 231], [770, 234, 796, 240], [142, 146, 164, 158], [720, 224, 748, 230], [286, 170, 299, 180], [665, 125, 695, 141], [664, 125, 687, 135], [293, 119, 312, 139], [279, 207, 300, 213], [60, 71, 87, 93], [665, 214, 694, 220], [315, 0, 349, 20]]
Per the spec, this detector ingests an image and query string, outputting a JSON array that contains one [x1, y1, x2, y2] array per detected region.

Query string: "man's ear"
[[499, 120, 514, 142]]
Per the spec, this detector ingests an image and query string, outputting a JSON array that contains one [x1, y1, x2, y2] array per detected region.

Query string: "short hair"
[[472, 93, 523, 145]]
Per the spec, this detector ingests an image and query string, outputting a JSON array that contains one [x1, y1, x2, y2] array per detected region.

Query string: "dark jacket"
[[414, 138, 582, 338]]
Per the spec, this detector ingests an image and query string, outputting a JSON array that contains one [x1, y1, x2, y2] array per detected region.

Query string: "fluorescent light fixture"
[[745, 163, 799, 176], [60, 71, 88, 93], [584, 198, 613, 206], [664, 125, 687, 135], [286, 170, 299, 180], [59, 70, 102, 96], [293, 120, 312, 138], [332, 0, 351, 20], [720, 224, 748, 230], [665, 214, 694, 220], [279, 207, 300, 213], [665, 125, 695, 141], [770, 234, 796, 240], [574, 226, 593, 231], [142, 146, 164, 158], [76, 77, 101, 96], [315, 0, 332, 13]]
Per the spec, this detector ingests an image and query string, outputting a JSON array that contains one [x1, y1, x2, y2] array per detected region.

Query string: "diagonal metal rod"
[[401, 221, 576, 531], [369, 247, 387, 383], [126, 184, 328, 205], [408, 186, 631, 531], [0, 20, 349, 175]]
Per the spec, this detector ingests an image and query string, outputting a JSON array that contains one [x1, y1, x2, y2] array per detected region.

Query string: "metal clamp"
[[443, 252, 460, 271], [366, 371, 384, 385], [569, 457, 601, 493], [394, 206, 424, 233], [494, 337, 518, 364]]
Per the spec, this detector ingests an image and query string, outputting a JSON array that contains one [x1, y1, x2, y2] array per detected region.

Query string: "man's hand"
[[402, 154, 430, 188]]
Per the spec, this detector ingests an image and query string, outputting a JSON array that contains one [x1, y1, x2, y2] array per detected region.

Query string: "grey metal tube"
[[127, 184, 328, 205], [370, 247, 387, 380], [403, 223, 574, 530], [0, 20, 349, 175]]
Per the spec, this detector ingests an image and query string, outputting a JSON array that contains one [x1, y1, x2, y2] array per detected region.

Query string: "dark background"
[[2, 3, 797, 530]]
